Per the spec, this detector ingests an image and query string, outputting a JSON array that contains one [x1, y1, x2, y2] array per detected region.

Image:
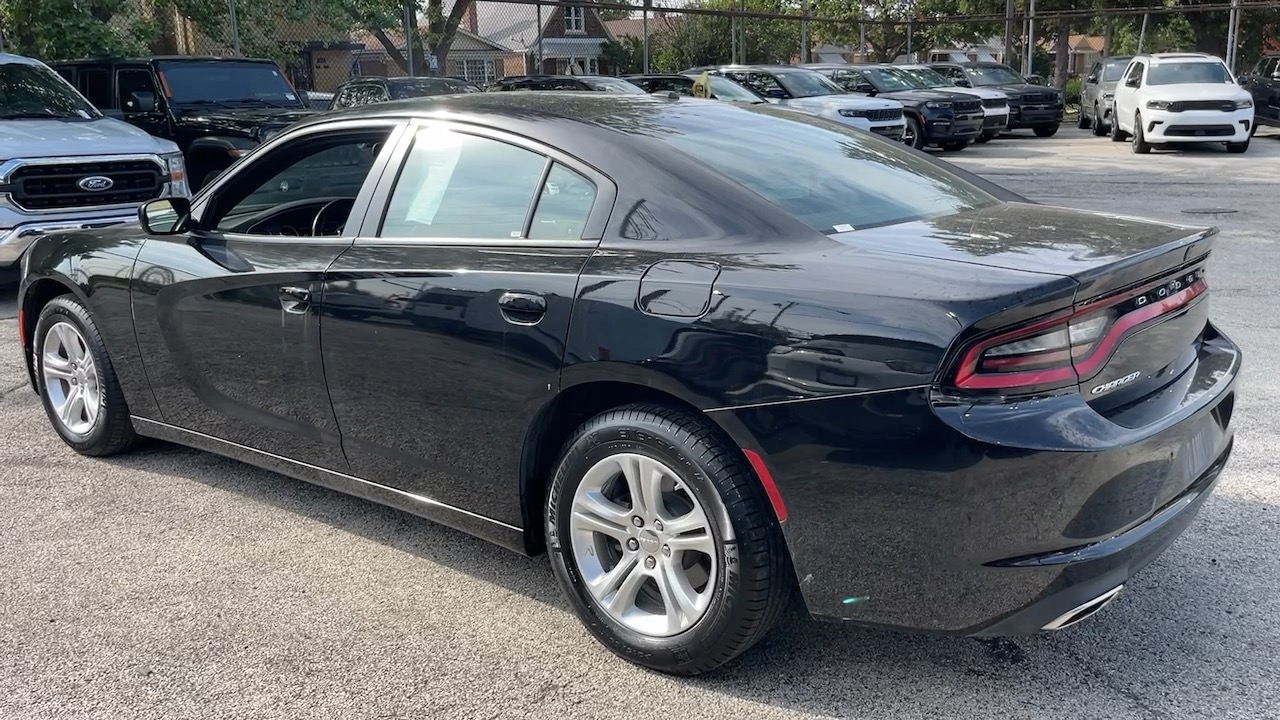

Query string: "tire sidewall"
[[905, 116, 924, 149], [34, 298, 111, 452], [546, 417, 747, 670]]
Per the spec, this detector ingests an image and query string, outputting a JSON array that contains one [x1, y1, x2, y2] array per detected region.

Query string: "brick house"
[[460, 0, 617, 77]]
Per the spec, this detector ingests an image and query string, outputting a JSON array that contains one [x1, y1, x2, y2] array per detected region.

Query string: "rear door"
[[321, 121, 614, 527], [1256, 57, 1280, 122]]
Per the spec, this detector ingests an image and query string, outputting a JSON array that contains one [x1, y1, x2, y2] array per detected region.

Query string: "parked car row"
[[1079, 52, 1263, 154]]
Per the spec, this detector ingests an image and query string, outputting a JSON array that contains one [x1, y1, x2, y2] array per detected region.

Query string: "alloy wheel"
[[568, 452, 717, 637], [41, 321, 102, 436]]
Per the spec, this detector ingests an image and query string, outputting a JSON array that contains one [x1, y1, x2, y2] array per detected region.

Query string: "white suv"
[[1110, 53, 1254, 154]]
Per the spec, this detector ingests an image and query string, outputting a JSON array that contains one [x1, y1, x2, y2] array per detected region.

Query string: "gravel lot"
[[3, 127, 1279, 720]]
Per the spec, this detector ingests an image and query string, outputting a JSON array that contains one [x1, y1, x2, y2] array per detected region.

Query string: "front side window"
[[381, 128, 547, 239], [157, 60, 304, 109], [0, 62, 99, 119], [632, 105, 997, 234], [208, 132, 390, 233], [772, 70, 843, 98], [565, 6, 585, 32], [1124, 62, 1144, 87], [1147, 61, 1233, 85], [116, 69, 159, 113], [708, 76, 765, 103]]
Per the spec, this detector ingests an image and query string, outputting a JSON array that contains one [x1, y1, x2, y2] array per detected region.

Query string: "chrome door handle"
[[279, 285, 311, 314]]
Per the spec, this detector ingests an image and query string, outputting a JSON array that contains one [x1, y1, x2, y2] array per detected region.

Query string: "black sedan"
[[624, 73, 767, 104], [928, 61, 1064, 136], [18, 94, 1238, 675], [328, 76, 481, 110], [486, 75, 645, 93], [804, 63, 985, 150]]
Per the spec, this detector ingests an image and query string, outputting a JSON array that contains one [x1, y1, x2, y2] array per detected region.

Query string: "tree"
[[601, 35, 645, 74]]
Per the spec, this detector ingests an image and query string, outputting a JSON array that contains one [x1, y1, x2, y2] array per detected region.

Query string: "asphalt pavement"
[[2, 127, 1279, 720]]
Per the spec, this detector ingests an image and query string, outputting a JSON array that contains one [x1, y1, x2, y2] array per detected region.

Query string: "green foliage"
[[0, 0, 152, 58], [1064, 75, 1081, 105], [648, 0, 801, 71], [601, 35, 645, 75]]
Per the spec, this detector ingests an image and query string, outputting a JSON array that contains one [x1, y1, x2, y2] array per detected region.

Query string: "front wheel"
[[1227, 138, 1250, 153], [34, 296, 137, 456], [546, 404, 791, 675], [1033, 124, 1059, 138], [1132, 113, 1151, 154], [902, 116, 925, 150], [1091, 104, 1108, 136], [940, 140, 969, 151]]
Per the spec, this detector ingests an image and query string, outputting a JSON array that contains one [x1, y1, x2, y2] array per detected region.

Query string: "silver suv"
[[1, 53, 188, 271]]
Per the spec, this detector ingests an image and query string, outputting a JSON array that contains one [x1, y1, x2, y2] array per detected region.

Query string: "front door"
[[115, 65, 170, 139], [321, 122, 613, 526], [1254, 57, 1280, 122], [130, 120, 404, 469]]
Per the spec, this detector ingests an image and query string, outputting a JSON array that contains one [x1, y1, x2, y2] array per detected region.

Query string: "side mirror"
[[853, 83, 877, 95], [1086, 74, 1099, 84], [129, 90, 157, 113], [952, 78, 969, 87], [1125, 77, 1140, 88], [139, 197, 191, 235], [1238, 76, 1249, 85]]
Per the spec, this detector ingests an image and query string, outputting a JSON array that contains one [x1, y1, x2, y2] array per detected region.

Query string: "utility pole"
[[404, 2, 415, 76], [859, 0, 866, 61], [801, 0, 810, 64], [1137, 13, 1149, 54], [228, 0, 241, 56], [1004, 0, 1014, 66], [1025, 0, 1035, 76], [642, 0, 651, 73]]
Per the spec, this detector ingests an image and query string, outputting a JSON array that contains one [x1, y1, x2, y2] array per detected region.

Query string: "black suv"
[[329, 76, 481, 110], [1239, 54, 1280, 132], [805, 63, 984, 150], [49, 56, 317, 189], [927, 61, 1063, 136]]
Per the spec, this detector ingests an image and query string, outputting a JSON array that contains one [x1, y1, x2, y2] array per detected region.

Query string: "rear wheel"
[[34, 296, 137, 456], [902, 116, 925, 150], [1110, 117, 1128, 142], [1033, 124, 1059, 138], [546, 404, 791, 675], [1131, 113, 1151, 154], [1091, 104, 1108, 136], [1077, 106, 1091, 129]]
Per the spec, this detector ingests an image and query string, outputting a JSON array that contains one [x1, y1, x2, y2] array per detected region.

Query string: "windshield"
[[709, 76, 766, 103], [861, 67, 921, 92], [1148, 62, 1233, 85], [580, 77, 646, 94], [898, 67, 951, 89], [1102, 59, 1131, 82], [964, 65, 1026, 86], [773, 70, 844, 98], [0, 62, 99, 119], [639, 105, 997, 234], [158, 60, 304, 108], [389, 78, 480, 99]]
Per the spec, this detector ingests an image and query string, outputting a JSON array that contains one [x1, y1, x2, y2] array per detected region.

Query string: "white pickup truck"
[[1, 53, 189, 274]]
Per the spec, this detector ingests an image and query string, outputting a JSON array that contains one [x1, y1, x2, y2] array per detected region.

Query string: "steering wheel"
[[312, 198, 355, 237]]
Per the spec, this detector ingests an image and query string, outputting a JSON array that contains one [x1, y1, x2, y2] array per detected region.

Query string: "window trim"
[[564, 5, 586, 33], [188, 119, 409, 245], [354, 118, 616, 248]]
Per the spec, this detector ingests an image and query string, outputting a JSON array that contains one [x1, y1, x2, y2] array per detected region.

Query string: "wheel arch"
[[517, 372, 781, 557], [20, 274, 86, 392]]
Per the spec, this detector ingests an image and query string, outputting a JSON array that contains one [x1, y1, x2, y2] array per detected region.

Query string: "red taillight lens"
[[953, 276, 1207, 393]]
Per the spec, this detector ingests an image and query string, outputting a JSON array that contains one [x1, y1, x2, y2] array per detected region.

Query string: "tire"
[[1132, 113, 1151, 154], [902, 115, 925, 150], [974, 133, 994, 143], [1249, 121, 1258, 138], [1227, 138, 1250, 153], [1077, 106, 1091, 129], [34, 296, 137, 456], [546, 403, 791, 675], [1091, 104, 1108, 136], [1110, 117, 1128, 142], [940, 140, 969, 151], [1033, 124, 1059, 138]]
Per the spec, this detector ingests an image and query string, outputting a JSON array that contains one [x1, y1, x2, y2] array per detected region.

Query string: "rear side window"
[[78, 68, 111, 108], [529, 164, 596, 240], [642, 106, 997, 234], [381, 128, 547, 239]]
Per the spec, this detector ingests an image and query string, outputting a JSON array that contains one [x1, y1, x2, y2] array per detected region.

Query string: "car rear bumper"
[[1008, 105, 1063, 128], [713, 323, 1239, 634], [1141, 108, 1253, 142]]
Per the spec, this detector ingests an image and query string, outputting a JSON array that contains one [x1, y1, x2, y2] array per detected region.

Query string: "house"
[[456, 0, 617, 78], [1045, 34, 1104, 76], [603, 14, 682, 43], [927, 40, 1007, 64]]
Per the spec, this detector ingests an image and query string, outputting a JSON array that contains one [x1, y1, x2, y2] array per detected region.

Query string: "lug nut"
[[626, 538, 639, 551], [631, 516, 644, 528], [653, 519, 664, 532], [662, 545, 671, 557], [644, 556, 656, 569]]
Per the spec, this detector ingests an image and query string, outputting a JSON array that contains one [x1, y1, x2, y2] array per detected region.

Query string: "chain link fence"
[[1, 1, 1278, 94]]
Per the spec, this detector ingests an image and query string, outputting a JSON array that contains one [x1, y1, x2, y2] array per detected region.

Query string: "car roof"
[[688, 64, 810, 73], [0, 53, 46, 66], [48, 55, 277, 65], [309, 91, 685, 125], [1138, 53, 1222, 64]]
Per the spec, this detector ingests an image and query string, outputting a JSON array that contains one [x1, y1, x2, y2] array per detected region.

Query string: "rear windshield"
[[642, 105, 997, 233], [1148, 61, 1233, 85]]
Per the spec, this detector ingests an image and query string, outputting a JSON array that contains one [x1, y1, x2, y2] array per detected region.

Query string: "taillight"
[[953, 274, 1207, 393]]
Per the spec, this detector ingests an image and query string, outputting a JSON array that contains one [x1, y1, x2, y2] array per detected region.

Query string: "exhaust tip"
[[1042, 584, 1124, 631]]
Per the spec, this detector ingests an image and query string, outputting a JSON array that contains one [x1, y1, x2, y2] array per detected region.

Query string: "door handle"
[[498, 291, 547, 325], [279, 285, 311, 314]]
